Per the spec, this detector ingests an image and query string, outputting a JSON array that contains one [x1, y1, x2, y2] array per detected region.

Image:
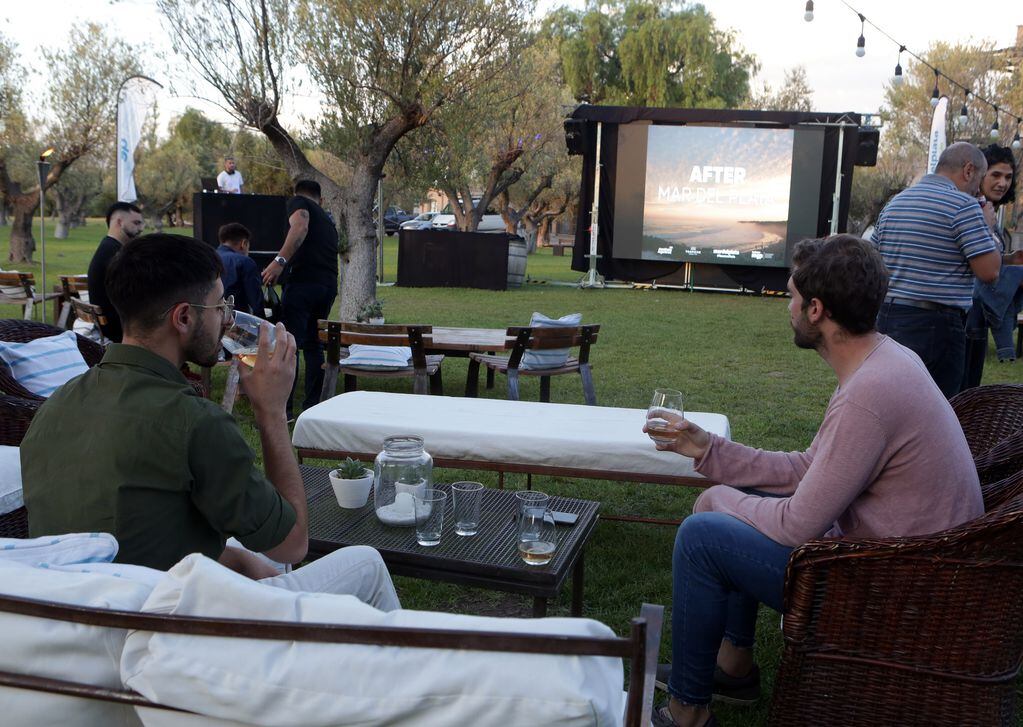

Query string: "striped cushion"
[[0, 330, 88, 397], [343, 344, 412, 370], [521, 312, 581, 370]]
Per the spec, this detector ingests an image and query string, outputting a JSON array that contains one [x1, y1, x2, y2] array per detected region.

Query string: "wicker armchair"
[[950, 383, 1023, 458], [769, 488, 1023, 727]]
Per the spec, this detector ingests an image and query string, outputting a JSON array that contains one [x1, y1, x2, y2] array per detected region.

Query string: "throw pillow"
[[0, 532, 118, 566], [520, 312, 581, 370], [343, 343, 412, 370], [0, 445, 22, 516], [0, 330, 89, 397]]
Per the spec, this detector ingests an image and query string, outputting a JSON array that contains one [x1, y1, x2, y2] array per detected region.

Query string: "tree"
[[750, 66, 814, 112], [52, 155, 106, 238], [401, 40, 568, 233], [135, 136, 200, 229], [0, 32, 30, 229], [544, 0, 756, 108], [0, 23, 141, 262], [158, 0, 531, 319]]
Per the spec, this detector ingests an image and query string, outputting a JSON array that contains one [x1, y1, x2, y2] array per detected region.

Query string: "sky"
[[2, 0, 1021, 132]]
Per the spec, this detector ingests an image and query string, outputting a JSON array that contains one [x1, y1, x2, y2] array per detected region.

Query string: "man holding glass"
[[21, 234, 399, 611], [645, 235, 982, 727]]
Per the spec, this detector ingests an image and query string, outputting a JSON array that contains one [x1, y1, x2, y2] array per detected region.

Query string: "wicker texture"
[[950, 384, 1023, 458], [0, 319, 104, 403], [769, 490, 1023, 727]]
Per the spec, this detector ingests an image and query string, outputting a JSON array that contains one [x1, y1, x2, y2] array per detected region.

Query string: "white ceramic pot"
[[368, 317, 385, 325], [329, 468, 373, 509]]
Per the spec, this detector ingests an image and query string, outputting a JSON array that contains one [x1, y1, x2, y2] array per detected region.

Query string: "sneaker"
[[654, 662, 760, 705]]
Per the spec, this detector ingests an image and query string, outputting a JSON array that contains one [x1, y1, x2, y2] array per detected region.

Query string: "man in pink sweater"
[[647, 234, 982, 727]]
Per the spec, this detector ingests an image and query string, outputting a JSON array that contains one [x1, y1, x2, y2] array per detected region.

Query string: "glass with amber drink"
[[222, 311, 275, 367], [647, 388, 684, 445]]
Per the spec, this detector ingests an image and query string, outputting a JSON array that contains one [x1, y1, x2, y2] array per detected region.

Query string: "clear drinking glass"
[[516, 491, 556, 566], [222, 311, 275, 367], [414, 489, 447, 546], [647, 388, 685, 445], [452, 481, 484, 536]]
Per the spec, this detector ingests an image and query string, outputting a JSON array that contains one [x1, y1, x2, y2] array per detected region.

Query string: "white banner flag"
[[116, 79, 157, 202], [926, 96, 949, 175]]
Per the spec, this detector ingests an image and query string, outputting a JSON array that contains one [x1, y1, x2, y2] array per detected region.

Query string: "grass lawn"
[[3, 219, 1022, 725]]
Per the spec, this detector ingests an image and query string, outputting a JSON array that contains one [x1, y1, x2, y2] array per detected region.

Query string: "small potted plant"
[[328, 457, 373, 509], [357, 300, 385, 325]]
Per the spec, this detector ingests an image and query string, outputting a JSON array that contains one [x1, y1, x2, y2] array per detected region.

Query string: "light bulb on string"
[[958, 104, 968, 127], [990, 109, 1000, 140], [930, 70, 940, 108], [1014, 120, 1022, 150], [892, 46, 905, 86], [855, 14, 866, 57], [804, 0, 813, 22]]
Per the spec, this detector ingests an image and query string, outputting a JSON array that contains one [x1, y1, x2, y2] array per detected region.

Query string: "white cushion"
[[0, 445, 22, 515], [521, 312, 581, 370], [0, 330, 88, 397], [342, 343, 412, 370], [0, 558, 161, 727], [123, 554, 625, 727], [0, 531, 118, 566]]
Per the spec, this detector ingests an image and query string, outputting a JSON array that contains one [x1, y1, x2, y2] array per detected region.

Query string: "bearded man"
[[21, 234, 399, 610], [645, 235, 982, 727]]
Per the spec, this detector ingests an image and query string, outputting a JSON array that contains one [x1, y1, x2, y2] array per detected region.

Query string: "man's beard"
[[792, 314, 823, 350], [184, 315, 221, 367]]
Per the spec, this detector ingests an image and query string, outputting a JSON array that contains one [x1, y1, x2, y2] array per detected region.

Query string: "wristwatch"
[[273, 255, 287, 267]]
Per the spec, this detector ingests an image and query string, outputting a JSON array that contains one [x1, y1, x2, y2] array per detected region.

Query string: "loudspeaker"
[[564, 119, 588, 156], [192, 193, 290, 252], [854, 127, 880, 167]]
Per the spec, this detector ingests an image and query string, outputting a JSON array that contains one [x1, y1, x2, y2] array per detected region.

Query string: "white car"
[[431, 201, 507, 233], [399, 212, 439, 230]]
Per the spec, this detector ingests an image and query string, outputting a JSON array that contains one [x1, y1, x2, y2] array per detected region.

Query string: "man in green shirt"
[[21, 233, 398, 610]]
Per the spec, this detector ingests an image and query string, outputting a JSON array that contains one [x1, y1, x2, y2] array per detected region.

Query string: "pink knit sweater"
[[693, 337, 983, 547]]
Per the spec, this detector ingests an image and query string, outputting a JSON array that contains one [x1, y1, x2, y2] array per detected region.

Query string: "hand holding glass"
[[647, 389, 685, 445], [222, 311, 276, 367]]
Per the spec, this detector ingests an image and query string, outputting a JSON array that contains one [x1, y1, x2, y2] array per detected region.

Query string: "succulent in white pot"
[[329, 457, 373, 509]]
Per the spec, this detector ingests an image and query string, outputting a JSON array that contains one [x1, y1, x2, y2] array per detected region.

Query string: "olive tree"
[[158, 0, 532, 319]]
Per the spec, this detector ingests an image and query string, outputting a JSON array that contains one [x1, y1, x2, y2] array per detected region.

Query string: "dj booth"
[[192, 192, 289, 270]]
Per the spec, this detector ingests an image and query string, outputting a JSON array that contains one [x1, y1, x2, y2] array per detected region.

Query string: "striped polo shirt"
[[873, 174, 997, 309]]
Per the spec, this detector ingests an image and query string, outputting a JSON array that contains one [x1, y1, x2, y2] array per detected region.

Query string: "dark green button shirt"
[[21, 344, 296, 570]]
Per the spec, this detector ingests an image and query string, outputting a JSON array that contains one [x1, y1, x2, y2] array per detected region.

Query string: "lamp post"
[[36, 148, 54, 324]]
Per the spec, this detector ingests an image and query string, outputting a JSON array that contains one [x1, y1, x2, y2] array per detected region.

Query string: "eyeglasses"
[[162, 295, 235, 324]]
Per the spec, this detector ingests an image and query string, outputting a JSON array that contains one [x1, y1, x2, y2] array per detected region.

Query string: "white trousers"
[[259, 545, 401, 612]]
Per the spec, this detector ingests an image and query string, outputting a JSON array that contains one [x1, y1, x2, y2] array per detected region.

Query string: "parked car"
[[399, 212, 440, 231], [378, 206, 415, 235], [431, 200, 506, 233]]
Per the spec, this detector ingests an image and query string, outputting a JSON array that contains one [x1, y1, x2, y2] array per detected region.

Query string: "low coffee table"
[[301, 466, 600, 617]]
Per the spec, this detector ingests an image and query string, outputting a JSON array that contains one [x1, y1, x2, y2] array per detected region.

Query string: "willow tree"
[[158, 0, 532, 319], [543, 0, 756, 108], [1, 24, 140, 262]]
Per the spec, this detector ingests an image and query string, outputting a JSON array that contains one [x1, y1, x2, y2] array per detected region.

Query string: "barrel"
[[507, 239, 527, 289]]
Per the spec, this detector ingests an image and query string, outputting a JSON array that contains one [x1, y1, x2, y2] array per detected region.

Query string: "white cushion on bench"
[[123, 554, 625, 727], [293, 391, 731, 482], [0, 558, 162, 727]]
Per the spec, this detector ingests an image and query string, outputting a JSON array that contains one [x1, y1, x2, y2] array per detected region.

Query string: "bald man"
[[872, 142, 1001, 397]]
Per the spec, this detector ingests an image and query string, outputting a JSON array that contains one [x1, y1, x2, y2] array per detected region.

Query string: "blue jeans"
[[280, 281, 337, 417], [876, 300, 966, 398], [668, 512, 792, 706], [974, 266, 1023, 361]]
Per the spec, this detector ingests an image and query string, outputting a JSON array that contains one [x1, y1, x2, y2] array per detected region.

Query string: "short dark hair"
[[106, 201, 142, 227], [106, 234, 224, 334], [295, 179, 321, 198], [791, 234, 888, 335], [980, 143, 1017, 206], [218, 222, 251, 246]]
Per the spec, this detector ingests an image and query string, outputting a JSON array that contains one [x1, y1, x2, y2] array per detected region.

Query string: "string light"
[[930, 69, 940, 108], [1013, 120, 1021, 150], [804, 0, 814, 22], [891, 46, 905, 86], [958, 103, 968, 127], [990, 108, 1000, 140], [855, 14, 866, 57]]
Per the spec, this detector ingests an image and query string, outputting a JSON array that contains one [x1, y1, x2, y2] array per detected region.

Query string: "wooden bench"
[[55, 274, 89, 329], [548, 235, 574, 256], [0, 272, 61, 320]]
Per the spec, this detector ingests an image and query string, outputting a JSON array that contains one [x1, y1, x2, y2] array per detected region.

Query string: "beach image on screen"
[[641, 126, 794, 266]]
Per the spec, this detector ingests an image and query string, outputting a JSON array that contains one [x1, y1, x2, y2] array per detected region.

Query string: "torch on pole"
[[36, 148, 54, 324]]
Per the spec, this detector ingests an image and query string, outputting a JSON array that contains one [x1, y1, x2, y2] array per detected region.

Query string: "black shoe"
[[654, 662, 761, 705]]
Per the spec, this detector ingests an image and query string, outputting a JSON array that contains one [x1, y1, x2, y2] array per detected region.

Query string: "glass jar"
[[373, 435, 432, 526]]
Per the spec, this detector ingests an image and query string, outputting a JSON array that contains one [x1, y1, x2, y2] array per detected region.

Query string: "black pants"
[[876, 300, 966, 398], [280, 281, 336, 417]]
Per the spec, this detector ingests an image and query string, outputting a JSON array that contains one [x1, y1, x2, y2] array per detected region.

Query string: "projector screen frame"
[[567, 105, 863, 292]]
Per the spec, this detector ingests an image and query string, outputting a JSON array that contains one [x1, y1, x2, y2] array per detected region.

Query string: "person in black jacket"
[[261, 180, 339, 419], [86, 202, 144, 342]]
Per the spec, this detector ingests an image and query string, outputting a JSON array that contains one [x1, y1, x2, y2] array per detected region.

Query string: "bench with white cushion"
[[293, 391, 730, 488]]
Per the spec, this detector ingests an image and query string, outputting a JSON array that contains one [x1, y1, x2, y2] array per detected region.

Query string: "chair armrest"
[[0, 394, 39, 446]]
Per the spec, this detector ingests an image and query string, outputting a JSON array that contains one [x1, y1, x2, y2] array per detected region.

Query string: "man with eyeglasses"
[[20, 234, 399, 610]]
